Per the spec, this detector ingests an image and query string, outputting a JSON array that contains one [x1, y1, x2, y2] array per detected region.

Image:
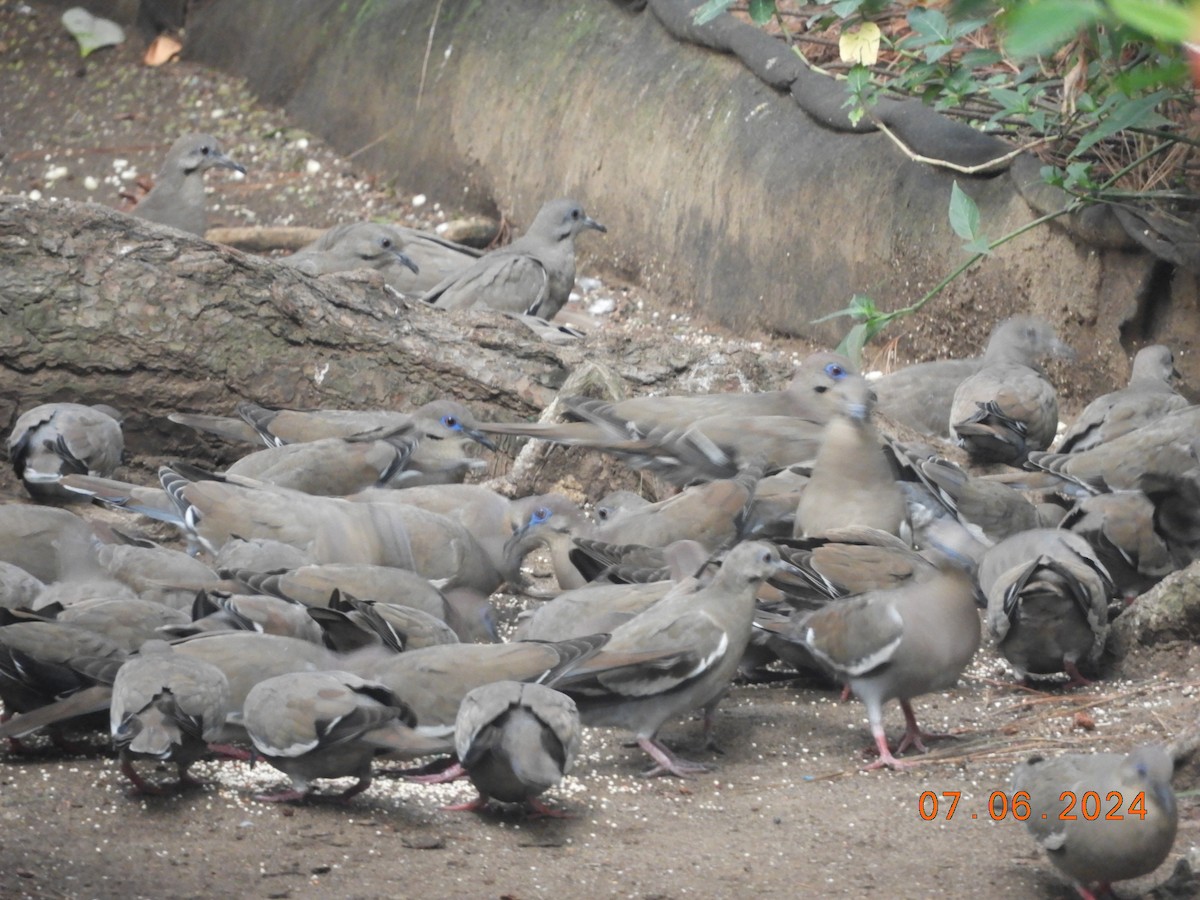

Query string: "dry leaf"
[[1073, 711, 1096, 731], [839, 22, 881, 67], [144, 34, 183, 67]]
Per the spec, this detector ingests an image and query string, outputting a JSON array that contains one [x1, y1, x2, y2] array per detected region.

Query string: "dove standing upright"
[[548, 541, 797, 777], [132, 133, 245, 236], [794, 546, 980, 769]]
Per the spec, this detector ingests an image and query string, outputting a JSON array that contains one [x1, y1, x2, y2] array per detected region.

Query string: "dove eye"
[[440, 415, 461, 430], [381, 238, 393, 250], [200, 145, 211, 156], [824, 363, 847, 379], [530, 507, 552, 525]]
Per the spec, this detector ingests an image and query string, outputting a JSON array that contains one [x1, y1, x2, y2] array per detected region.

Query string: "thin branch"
[[416, 0, 444, 113]]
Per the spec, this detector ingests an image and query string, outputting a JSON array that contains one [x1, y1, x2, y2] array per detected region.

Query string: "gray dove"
[[422, 681, 581, 816], [978, 529, 1112, 686], [423, 198, 606, 319], [949, 317, 1073, 463], [548, 541, 797, 777], [1012, 744, 1178, 898], [131, 133, 245, 236], [7, 402, 123, 502], [242, 669, 450, 803], [1059, 344, 1186, 453], [109, 640, 231, 794], [278, 221, 419, 277]]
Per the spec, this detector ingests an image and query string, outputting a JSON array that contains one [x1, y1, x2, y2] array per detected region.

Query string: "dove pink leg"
[[637, 737, 712, 778]]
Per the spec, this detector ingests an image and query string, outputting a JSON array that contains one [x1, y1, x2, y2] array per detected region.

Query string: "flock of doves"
[[2, 132, 1195, 898]]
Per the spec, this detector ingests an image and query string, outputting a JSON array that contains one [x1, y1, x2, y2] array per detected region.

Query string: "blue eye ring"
[[530, 507, 551, 525], [440, 414, 461, 431], [824, 362, 847, 380]]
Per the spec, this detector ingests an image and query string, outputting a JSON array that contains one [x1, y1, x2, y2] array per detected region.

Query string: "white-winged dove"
[[875, 316, 1073, 438], [354, 636, 606, 740], [7, 403, 124, 502], [1059, 344, 1187, 453], [131, 133, 245, 236], [444, 680, 581, 816], [423, 198, 606, 319], [242, 669, 450, 803], [795, 375, 907, 540], [278, 221, 419, 277], [949, 317, 1073, 463], [548, 541, 798, 777], [1011, 744, 1178, 898], [481, 352, 861, 464], [793, 544, 980, 769], [108, 639, 231, 793], [293, 221, 480, 294], [978, 528, 1113, 686]]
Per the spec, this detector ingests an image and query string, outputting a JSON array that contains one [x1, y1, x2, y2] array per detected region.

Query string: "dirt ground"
[[1, 4, 1198, 899]]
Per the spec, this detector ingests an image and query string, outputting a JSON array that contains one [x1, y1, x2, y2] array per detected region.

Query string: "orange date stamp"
[[918, 790, 1150, 821]]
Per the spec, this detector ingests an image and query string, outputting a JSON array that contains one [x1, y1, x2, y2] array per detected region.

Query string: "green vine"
[[694, 0, 1199, 362]]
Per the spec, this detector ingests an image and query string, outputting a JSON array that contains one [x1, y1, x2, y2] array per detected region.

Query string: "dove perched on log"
[[131, 133, 245, 236], [978, 529, 1113, 686], [278, 221, 419, 277], [296, 221, 480, 293], [1012, 744, 1178, 899], [108, 640, 231, 794], [7, 403, 124, 502], [243, 669, 450, 802], [548, 541, 798, 777], [423, 198, 606, 319], [950, 317, 1073, 463], [1058, 344, 1186, 453]]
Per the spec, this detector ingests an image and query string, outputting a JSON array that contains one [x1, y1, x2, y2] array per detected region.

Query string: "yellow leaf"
[[839, 22, 881, 66]]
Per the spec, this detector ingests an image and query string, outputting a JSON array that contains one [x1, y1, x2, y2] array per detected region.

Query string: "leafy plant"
[[691, 0, 1199, 360]]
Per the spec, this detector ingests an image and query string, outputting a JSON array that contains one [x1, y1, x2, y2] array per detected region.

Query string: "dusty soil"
[[1, 4, 1198, 899]]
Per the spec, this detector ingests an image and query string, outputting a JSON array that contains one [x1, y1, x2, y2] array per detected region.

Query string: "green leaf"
[[692, 0, 734, 26], [963, 236, 993, 255], [948, 181, 982, 242], [831, 0, 866, 19], [835, 322, 870, 364], [1107, 0, 1192, 42], [1070, 89, 1171, 157], [908, 7, 951, 43], [747, 0, 777, 25], [1001, 0, 1103, 59], [813, 294, 881, 325]]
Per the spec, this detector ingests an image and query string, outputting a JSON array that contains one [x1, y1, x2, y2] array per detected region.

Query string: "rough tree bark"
[[0, 197, 779, 491]]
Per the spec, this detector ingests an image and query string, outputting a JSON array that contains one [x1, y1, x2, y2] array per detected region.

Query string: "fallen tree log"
[[0, 196, 781, 494]]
